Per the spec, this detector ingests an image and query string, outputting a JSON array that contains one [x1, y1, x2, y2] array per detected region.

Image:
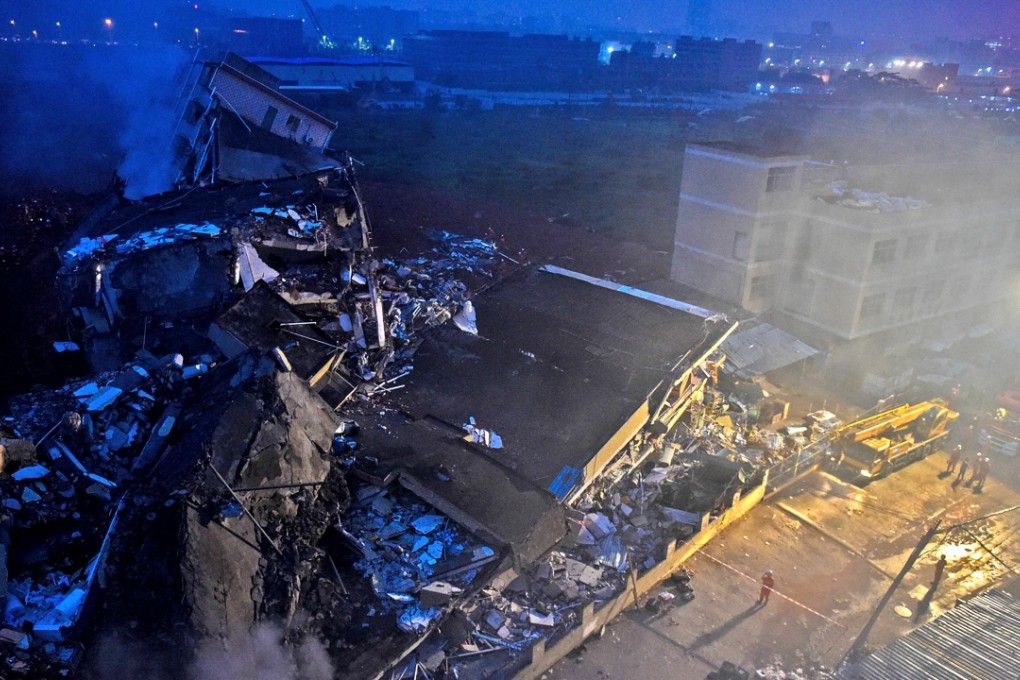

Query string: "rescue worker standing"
[[967, 456, 985, 486], [932, 555, 948, 585], [946, 445, 961, 473], [975, 459, 990, 491], [956, 456, 970, 483], [758, 569, 775, 605]]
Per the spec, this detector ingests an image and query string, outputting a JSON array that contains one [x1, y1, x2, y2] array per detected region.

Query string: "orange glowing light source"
[[104, 18, 113, 27]]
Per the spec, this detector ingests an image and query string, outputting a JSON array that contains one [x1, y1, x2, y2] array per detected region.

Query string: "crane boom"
[[298, 0, 332, 48], [837, 402, 936, 442], [831, 399, 958, 479]]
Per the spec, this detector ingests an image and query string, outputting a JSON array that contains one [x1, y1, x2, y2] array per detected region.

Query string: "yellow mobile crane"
[[830, 400, 958, 480]]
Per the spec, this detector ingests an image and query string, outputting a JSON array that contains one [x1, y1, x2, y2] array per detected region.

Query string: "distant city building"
[[770, 21, 866, 70], [954, 72, 1020, 100], [915, 62, 959, 92], [754, 70, 829, 96], [674, 36, 761, 89], [248, 56, 415, 94], [317, 5, 419, 50], [402, 30, 600, 90], [671, 142, 1020, 343], [606, 37, 761, 92]]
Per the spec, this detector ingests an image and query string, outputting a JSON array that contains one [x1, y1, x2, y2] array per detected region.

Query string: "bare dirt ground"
[[361, 181, 672, 288]]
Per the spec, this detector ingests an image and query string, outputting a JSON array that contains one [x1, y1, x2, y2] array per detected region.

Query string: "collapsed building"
[[0, 152, 819, 677], [0, 55, 830, 680]]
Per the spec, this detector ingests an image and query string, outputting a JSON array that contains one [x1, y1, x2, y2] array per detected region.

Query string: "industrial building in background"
[[670, 142, 1020, 347]]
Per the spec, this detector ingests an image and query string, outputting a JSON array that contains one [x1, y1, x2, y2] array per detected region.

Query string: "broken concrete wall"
[[171, 367, 344, 643], [181, 502, 267, 640]]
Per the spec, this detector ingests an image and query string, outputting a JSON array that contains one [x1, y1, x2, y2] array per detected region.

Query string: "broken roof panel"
[[353, 411, 569, 568], [721, 321, 817, 379], [209, 281, 339, 385], [395, 265, 730, 486]]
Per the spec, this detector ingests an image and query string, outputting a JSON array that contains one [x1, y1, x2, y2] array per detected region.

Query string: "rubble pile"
[[55, 159, 525, 411], [816, 182, 931, 212], [316, 229, 520, 392], [419, 447, 735, 675], [0, 363, 170, 675], [385, 379, 796, 676], [754, 662, 837, 679], [682, 384, 820, 468], [337, 482, 495, 637]]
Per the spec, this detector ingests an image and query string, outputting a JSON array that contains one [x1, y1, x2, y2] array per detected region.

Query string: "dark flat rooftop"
[[393, 265, 726, 489]]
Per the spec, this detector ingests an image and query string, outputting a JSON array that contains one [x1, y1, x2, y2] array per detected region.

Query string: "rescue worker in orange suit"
[[758, 569, 775, 605]]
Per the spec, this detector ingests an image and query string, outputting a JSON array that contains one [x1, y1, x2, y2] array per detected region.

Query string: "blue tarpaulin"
[[548, 465, 582, 500]]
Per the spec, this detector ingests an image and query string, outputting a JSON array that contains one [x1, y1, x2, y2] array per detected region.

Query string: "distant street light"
[[104, 17, 113, 42]]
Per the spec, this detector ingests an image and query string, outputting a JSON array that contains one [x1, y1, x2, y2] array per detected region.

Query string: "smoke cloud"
[[85, 625, 334, 679], [191, 624, 335, 680], [0, 43, 189, 198]]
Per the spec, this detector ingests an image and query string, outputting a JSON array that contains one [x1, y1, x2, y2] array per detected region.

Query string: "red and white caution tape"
[[696, 549, 846, 628]]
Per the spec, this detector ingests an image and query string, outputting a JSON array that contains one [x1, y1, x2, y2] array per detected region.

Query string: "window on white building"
[[872, 239, 897, 265], [766, 166, 796, 192], [935, 232, 957, 254], [749, 274, 775, 301], [733, 232, 749, 261], [921, 280, 943, 307], [904, 235, 928, 258], [949, 275, 971, 301], [893, 287, 915, 319], [859, 293, 885, 320], [754, 221, 787, 262]]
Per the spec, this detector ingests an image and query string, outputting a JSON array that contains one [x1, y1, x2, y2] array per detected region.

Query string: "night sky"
[[254, 0, 1017, 41], [2, 0, 1018, 42]]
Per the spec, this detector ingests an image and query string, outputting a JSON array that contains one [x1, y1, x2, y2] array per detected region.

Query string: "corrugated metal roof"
[[843, 589, 1020, 680], [721, 322, 817, 379]]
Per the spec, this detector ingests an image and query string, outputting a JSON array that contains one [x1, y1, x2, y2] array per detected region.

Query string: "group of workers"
[[945, 444, 991, 490]]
